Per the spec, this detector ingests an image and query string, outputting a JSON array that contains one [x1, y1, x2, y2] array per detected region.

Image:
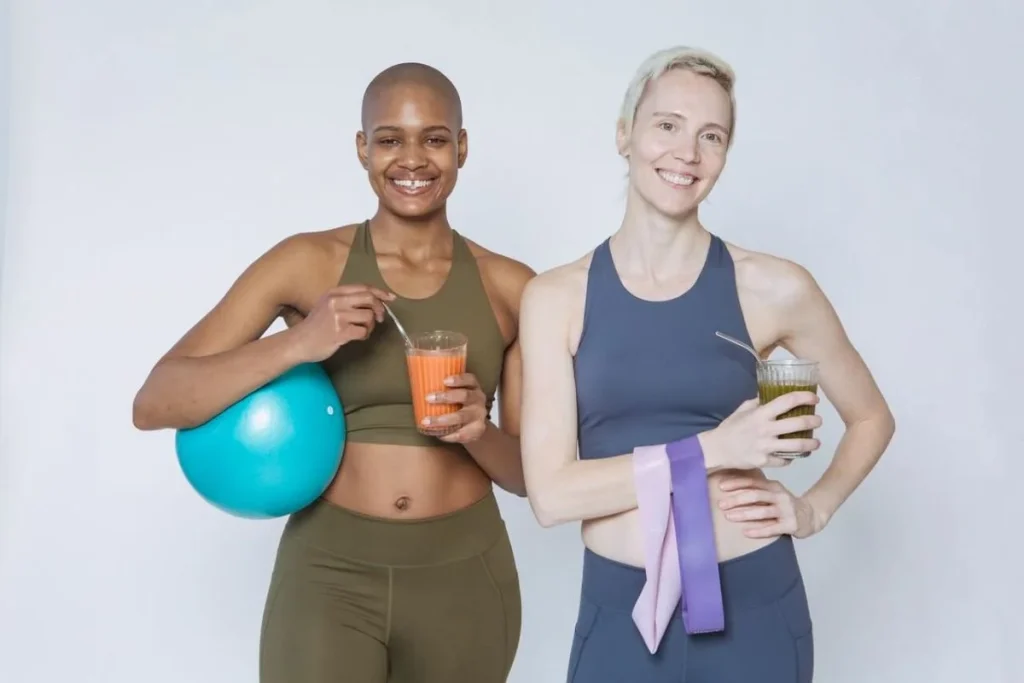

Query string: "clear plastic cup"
[[756, 358, 820, 458], [405, 331, 468, 437]]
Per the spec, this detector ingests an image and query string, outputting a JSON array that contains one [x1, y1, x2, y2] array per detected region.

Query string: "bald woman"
[[132, 62, 534, 683]]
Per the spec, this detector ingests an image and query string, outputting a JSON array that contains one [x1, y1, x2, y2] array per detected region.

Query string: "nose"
[[673, 136, 700, 164], [397, 142, 429, 171]]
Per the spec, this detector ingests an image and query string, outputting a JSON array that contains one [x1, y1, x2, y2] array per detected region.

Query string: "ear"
[[615, 118, 630, 158], [457, 128, 468, 168], [355, 130, 369, 169]]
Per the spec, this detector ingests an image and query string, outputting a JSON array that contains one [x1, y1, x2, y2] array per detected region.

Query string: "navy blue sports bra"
[[573, 235, 759, 460]]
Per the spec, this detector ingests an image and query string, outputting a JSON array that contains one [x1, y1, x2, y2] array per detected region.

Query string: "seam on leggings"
[[478, 553, 509, 678], [384, 566, 394, 646]]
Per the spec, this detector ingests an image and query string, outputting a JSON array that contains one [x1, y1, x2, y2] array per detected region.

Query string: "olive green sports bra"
[[320, 221, 507, 448]]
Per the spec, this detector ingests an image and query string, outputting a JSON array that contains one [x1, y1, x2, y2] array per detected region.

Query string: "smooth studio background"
[[1, 1, 1020, 682]]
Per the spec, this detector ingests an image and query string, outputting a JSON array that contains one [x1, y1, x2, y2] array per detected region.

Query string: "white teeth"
[[392, 179, 434, 189], [658, 170, 696, 186]]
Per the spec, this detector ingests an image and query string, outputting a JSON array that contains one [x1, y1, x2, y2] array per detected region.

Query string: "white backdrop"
[[1, 1, 1020, 682]]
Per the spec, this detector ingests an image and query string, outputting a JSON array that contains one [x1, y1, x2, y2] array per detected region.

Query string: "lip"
[[387, 177, 438, 197], [656, 169, 699, 188]]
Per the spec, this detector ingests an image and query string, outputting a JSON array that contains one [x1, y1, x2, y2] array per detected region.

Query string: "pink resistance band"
[[631, 436, 725, 653]]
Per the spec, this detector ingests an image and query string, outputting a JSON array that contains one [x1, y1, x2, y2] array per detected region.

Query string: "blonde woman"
[[518, 47, 894, 682]]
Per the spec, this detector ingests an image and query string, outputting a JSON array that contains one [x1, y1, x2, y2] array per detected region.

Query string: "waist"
[[284, 488, 505, 567], [581, 535, 802, 614], [324, 442, 492, 517], [582, 469, 775, 564]]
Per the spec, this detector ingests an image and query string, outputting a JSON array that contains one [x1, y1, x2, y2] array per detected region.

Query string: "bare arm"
[[520, 263, 820, 528], [132, 235, 390, 430], [519, 271, 649, 527], [777, 265, 896, 527], [455, 260, 535, 497], [457, 338, 528, 496]]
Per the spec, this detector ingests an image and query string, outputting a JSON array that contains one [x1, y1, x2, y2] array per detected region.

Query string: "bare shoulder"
[[287, 223, 358, 266], [520, 251, 595, 348], [462, 236, 537, 311], [523, 252, 593, 306], [247, 223, 366, 320], [724, 240, 825, 311], [270, 223, 361, 284]]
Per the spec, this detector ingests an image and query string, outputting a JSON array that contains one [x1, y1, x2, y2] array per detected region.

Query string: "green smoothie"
[[755, 358, 820, 452], [757, 382, 818, 439]]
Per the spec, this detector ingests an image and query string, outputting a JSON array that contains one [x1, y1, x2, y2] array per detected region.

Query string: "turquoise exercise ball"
[[175, 363, 345, 519]]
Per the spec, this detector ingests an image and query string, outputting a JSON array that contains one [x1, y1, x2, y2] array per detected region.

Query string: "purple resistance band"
[[667, 436, 725, 634]]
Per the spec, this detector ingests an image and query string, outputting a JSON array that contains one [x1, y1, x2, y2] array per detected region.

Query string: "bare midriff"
[[321, 442, 492, 519], [581, 467, 778, 566]]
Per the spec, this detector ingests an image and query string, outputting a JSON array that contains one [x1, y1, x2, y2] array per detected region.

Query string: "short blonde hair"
[[619, 46, 737, 146]]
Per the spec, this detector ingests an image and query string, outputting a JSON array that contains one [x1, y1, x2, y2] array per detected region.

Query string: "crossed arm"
[[518, 271, 644, 527], [518, 256, 896, 533]]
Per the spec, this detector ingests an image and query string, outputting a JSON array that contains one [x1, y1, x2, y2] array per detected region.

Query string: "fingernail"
[[426, 393, 437, 402], [421, 417, 431, 425], [444, 377, 454, 386]]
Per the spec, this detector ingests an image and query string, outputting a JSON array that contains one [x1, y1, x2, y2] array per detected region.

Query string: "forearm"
[[802, 412, 896, 527], [529, 453, 639, 527], [529, 432, 727, 528], [133, 327, 306, 430], [464, 423, 527, 497]]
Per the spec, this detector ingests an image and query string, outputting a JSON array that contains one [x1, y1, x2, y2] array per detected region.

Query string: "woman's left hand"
[[717, 476, 825, 539], [425, 373, 488, 443]]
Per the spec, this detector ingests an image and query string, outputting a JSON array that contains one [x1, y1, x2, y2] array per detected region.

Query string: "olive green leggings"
[[259, 490, 521, 683]]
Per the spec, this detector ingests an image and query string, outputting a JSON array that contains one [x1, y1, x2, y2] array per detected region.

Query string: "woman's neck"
[[368, 207, 453, 260], [611, 192, 711, 280]]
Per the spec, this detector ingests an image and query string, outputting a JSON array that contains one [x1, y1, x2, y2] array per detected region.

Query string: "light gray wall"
[[0, 0, 8, 289]]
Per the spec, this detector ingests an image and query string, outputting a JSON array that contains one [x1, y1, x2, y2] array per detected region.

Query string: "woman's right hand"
[[291, 284, 396, 362], [698, 392, 823, 471]]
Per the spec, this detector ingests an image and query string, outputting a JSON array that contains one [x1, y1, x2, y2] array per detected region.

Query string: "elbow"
[[132, 384, 193, 431], [880, 409, 896, 444], [132, 389, 163, 431], [869, 404, 896, 442], [846, 406, 896, 452], [526, 486, 565, 528], [535, 513, 560, 529], [498, 480, 529, 499]]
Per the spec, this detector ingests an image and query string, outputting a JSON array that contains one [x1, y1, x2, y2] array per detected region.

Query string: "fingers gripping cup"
[[405, 331, 468, 437], [756, 358, 820, 458]]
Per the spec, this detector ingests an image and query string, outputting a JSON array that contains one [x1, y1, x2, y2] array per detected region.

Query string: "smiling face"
[[617, 68, 733, 220], [356, 81, 467, 220]]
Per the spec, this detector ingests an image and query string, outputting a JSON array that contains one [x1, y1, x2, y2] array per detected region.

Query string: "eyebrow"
[[372, 124, 453, 135], [652, 111, 730, 134]]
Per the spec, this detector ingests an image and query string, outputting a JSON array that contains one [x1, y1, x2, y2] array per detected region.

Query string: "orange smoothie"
[[405, 331, 468, 437]]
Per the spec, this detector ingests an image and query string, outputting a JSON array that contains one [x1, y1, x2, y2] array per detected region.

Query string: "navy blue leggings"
[[566, 536, 814, 683]]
